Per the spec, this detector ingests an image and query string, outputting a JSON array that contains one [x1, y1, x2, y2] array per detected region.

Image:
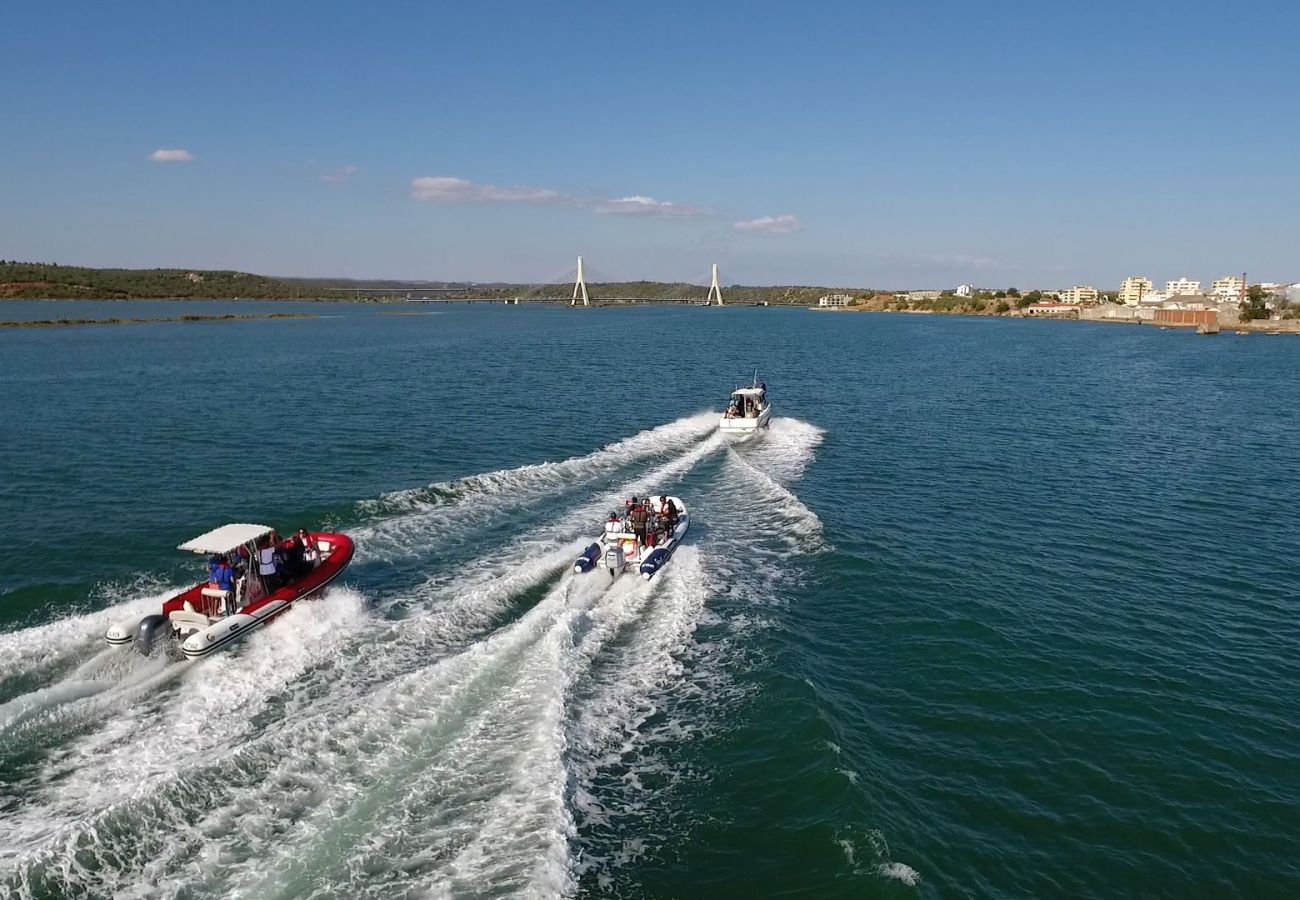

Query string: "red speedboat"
[[106, 523, 354, 659]]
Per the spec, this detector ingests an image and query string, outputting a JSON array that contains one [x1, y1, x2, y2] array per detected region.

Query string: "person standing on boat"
[[258, 537, 281, 591], [282, 532, 308, 579], [629, 497, 649, 549]]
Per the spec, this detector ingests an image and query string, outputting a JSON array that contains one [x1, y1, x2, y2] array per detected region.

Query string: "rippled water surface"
[[1, 303, 1296, 898]]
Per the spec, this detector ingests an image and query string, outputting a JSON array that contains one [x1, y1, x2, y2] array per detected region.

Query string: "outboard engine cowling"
[[639, 547, 669, 579], [133, 613, 171, 655], [574, 543, 601, 573], [604, 545, 626, 576]]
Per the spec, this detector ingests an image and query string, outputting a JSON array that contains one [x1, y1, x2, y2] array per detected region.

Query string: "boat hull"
[[719, 406, 772, 431]]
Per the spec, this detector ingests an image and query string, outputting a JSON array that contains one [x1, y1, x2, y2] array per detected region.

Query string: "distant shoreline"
[[810, 305, 1300, 334], [0, 312, 317, 330]]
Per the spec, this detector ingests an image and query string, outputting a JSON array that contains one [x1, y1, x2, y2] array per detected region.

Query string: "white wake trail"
[[355, 412, 717, 563], [0, 423, 730, 899]]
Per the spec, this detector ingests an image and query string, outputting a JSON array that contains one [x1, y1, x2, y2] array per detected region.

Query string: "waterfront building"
[[1058, 285, 1099, 305], [1164, 293, 1212, 309], [818, 294, 853, 307], [1165, 277, 1201, 295], [1119, 276, 1154, 306], [955, 283, 975, 297], [1024, 302, 1081, 317], [1210, 275, 1246, 299], [1080, 303, 1140, 321]]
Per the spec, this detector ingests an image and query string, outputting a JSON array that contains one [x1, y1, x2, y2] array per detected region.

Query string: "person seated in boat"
[[232, 544, 249, 576], [724, 401, 739, 419], [605, 512, 622, 536], [296, 528, 319, 570], [257, 537, 282, 591], [658, 495, 678, 531]]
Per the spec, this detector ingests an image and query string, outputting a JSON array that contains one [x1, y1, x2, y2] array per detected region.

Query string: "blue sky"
[[1, 0, 1296, 288]]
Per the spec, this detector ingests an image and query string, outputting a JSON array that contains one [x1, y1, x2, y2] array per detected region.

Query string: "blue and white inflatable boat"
[[574, 496, 689, 580]]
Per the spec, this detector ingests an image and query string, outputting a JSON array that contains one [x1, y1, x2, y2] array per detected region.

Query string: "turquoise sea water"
[[0, 303, 1296, 898]]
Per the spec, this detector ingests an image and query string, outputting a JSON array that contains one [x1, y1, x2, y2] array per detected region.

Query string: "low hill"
[[0, 261, 879, 305], [0, 262, 318, 300]]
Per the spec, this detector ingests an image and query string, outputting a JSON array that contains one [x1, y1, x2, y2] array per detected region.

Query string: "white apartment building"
[[1166, 277, 1201, 295], [1210, 275, 1246, 299], [818, 294, 853, 307], [955, 283, 975, 297], [1119, 276, 1154, 306], [1058, 285, 1099, 304]]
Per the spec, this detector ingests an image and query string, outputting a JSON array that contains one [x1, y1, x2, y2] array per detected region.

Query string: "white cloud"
[[148, 148, 194, 162], [410, 176, 563, 204], [877, 251, 1012, 271], [733, 214, 802, 235], [320, 165, 358, 183], [596, 195, 710, 218]]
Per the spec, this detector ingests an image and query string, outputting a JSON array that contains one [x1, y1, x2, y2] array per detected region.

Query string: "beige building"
[[1058, 285, 1099, 304], [1024, 302, 1082, 317], [1210, 275, 1246, 300], [1119, 276, 1154, 305], [1166, 277, 1201, 295]]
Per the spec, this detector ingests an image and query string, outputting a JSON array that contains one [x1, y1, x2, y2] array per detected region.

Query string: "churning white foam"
[[879, 861, 922, 886], [355, 412, 717, 562], [0, 415, 832, 898]]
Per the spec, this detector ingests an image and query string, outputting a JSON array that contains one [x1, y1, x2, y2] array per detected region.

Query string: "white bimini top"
[[178, 523, 274, 555]]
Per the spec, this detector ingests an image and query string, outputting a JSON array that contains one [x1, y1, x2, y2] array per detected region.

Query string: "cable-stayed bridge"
[[325, 257, 735, 305]]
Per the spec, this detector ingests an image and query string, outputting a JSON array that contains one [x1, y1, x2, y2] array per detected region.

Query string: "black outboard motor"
[[574, 543, 601, 573], [639, 547, 669, 579], [133, 614, 170, 655]]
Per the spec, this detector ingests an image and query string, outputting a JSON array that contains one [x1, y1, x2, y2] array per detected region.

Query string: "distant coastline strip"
[[0, 312, 317, 329]]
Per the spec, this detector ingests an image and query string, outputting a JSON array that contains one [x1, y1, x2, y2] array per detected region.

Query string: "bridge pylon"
[[707, 263, 724, 306], [571, 255, 590, 306]]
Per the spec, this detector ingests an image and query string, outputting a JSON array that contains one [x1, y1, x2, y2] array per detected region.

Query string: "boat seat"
[[201, 588, 231, 601], [169, 609, 214, 631]]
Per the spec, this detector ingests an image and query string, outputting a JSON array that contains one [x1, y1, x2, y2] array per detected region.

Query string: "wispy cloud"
[[877, 251, 1012, 271], [148, 148, 194, 163], [596, 195, 710, 219], [410, 176, 563, 204], [409, 176, 713, 222], [320, 164, 358, 183], [733, 214, 802, 235]]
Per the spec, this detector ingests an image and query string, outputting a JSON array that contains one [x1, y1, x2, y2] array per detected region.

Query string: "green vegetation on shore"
[[0, 262, 325, 300], [0, 312, 315, 329]]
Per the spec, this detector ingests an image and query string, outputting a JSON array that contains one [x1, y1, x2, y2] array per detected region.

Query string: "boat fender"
[[574, 543, 601, 573], [639, 547, 669, 579], [133, 613, 170, 656]]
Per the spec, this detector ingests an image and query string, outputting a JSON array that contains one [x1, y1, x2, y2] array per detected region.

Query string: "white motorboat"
[[719, 380, 771, 432], [574, 496, 689, 580]]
